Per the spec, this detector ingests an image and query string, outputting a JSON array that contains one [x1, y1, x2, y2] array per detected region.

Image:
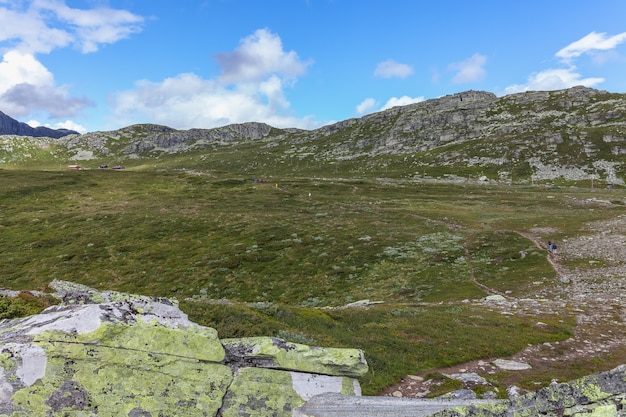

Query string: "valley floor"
[[381, 211, 626, 398]]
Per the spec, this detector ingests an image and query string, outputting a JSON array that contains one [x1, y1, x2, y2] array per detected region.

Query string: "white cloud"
[[356, 98, 377, 115], [27, 118, 87, 133], [53, 119, 87, 133], [0, 50, 93, 118], [214, 28, 311, 84], [374, 60, 414, 79], [0, 1, 142, 126], [0, 0, 144, 54], [448, 53, 487, 84], [381, 95, 424, 110], [0, 2, 72, 54], [356, 95, 424, 116], [109, 29, 323, 130], [556, 31, 626, 62], [503, 31, 626, 95], [503, 68, 604, 95], [43, 0, 145, 53], [0, 50, 52, 87]]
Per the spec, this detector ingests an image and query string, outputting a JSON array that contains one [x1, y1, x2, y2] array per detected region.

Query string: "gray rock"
[[484, 295, 507, 302], [438, 389, 478, 400], [492, 359, 532, 370], [448, 372, 488, 386], [292, 393, 498, 417]]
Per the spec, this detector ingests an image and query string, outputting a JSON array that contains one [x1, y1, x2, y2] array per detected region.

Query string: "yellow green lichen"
[[33, 319, 225, 362], [3, 317, 232, 416], [220, 368, 304, 417], [586, 403, 618, 417], [572, 377, 611, 403], [222, 337, 367, 378], [9, 337, 232, 416], [341, 375, 358, 396], [432, 402, 509, 417], [0, 353, 16, 370]]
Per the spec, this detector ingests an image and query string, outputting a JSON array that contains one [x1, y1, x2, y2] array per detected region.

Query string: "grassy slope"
[[1, 167, 623, 394]]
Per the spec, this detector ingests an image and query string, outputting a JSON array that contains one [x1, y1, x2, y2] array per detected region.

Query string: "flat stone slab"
[[492, 359, 531, 371], [292, 393, 499, 417]]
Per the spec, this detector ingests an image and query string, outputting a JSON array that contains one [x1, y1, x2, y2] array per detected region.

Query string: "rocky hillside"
[[2, 86, 626, 183], [0, 110, 77, 138], [288, 86, 626, 183]]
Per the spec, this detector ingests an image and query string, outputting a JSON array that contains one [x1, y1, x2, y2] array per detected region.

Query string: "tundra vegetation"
[[0, 87, 625, 397], [0, 167, 624, 395]]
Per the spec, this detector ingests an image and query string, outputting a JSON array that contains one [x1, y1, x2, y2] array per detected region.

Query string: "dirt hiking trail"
[[381, 214, 626, 398]]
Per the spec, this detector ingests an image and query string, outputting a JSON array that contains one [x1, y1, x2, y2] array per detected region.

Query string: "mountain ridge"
[[2, 86, 626, 184], [0, 110, 78, 138]]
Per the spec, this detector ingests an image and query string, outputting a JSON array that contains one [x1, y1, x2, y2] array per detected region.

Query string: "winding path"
[[384, 214, 626, 398]]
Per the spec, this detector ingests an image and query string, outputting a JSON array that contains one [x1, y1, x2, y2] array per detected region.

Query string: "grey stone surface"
[[492, 359, 532, 370], [292, 393, 497, 417]]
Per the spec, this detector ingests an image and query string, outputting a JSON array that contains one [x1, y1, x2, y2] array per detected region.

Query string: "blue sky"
[[1, 1, 626, 134]]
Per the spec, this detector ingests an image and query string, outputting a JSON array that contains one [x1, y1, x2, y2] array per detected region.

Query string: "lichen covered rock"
[[428, 364, 626, 417], [0, 281, 369, 416], [219, 367, 361, 417], [222, 336, 368, 378], [0, 297, 231, 416]]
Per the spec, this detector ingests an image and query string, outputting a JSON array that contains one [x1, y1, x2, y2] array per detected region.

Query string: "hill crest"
[[2, 86, 625, 184]]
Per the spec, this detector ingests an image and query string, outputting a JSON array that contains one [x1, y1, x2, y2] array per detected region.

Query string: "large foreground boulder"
[[0, 281, 367, 416]]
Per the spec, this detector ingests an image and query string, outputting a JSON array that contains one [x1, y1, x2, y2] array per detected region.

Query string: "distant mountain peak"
[[0, 110, 78, 138]]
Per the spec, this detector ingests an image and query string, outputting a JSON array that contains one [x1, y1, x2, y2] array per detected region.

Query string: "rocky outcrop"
[[58, 121, 278, 158], [295, 365, 626, 416], [288, 86, 626, 183], [296, 86, 622, 157], [0, 281, 366, 416], [0, 110, 77, 138]]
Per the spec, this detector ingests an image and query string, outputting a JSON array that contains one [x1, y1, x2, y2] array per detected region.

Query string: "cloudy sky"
[[1, 1, 625, 133]]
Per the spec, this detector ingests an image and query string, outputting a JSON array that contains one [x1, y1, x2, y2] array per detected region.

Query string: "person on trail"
[[547, 241, 553, 253], [552, 244, 557, 255]]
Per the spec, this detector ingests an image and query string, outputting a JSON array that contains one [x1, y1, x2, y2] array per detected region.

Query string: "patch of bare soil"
[[381, 214, 626, 399]]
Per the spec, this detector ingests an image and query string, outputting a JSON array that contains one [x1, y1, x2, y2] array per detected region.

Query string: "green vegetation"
[[0, 292, 56, 319], [181, 300, 573, 394], [1, 166, 623, 395], [2, 169, 612, 302]]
